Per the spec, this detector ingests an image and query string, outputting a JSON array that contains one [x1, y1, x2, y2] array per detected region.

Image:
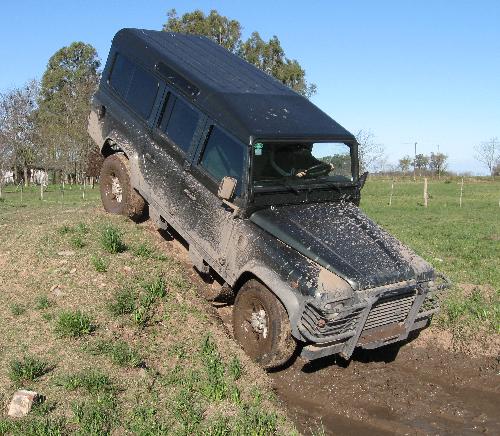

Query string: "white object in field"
[[8, 390, 38, 418]]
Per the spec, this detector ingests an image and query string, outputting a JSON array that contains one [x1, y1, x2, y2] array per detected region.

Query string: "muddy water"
[[269, 343, 500, 435], [151, 225, 499, 436]]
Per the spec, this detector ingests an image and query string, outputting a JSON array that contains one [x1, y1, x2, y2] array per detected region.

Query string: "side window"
[[161, 97, 200, 153], [199, 126, 245, 195], [108, 53, 159, 120], [109, 54, 133, 99], [127, 67, 160, 119]]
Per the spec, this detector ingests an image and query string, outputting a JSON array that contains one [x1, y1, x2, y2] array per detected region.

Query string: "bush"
[[58, 225, 72, 235], [108, 288, 136, 316], [101, 225, 126, 253], [133, 243, 154, 258], [10, 303, 26, 316], [75, 222, 89, 234], [9, 355, 52, 384], [133, 276, 167, 328], [70, 234, 85, 249], [55, 310, 96, 338], [91, 255, 108, 273], [35, 295, 54, 310]]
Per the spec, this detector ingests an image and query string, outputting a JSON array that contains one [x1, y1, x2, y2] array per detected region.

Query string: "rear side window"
[[162, 97, 200, 153], [109, 54, 133, 98], [109, 53, 159, 120], [199, 126, 245, 195]]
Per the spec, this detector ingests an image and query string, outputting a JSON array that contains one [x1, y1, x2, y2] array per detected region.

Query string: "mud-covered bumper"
[[298, 277, 449, 361]]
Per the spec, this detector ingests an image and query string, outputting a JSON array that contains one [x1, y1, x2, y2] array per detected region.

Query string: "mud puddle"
[[269, 343, 499, 435], [149, 223, 500, 436]]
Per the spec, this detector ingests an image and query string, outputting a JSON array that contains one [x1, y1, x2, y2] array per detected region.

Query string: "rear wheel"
[[233, 279, 296, 369], [100, 153, 146, 221]]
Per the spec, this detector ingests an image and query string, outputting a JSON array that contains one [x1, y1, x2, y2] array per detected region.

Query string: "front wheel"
[[100, 153, 146, 221], [233, 280, 296, 369]]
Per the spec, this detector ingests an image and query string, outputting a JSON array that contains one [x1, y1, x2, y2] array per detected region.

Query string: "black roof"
[[112, 29, 355, 144]]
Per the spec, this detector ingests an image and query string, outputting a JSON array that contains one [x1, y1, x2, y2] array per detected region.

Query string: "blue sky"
[[1, 1, 499, 173]]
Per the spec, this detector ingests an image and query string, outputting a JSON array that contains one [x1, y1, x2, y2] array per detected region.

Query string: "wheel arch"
[[232, 264, 304, 341]]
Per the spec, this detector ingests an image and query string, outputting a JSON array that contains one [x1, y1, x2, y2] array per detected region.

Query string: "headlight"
[[316, 267, 353, 300]]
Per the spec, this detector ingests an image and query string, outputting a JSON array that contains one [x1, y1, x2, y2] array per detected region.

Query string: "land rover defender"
[[88, 29, 447, 368]]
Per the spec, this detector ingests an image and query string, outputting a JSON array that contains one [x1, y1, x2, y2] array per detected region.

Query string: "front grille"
[[363, 292, 416, 330], [301, 303, 364, 341]]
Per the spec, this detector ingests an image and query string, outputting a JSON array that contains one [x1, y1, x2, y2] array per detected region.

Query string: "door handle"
[[183, 189, 196, 201]]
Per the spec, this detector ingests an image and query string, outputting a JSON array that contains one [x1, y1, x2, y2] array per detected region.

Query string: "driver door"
[[180, 124, 247, 272]]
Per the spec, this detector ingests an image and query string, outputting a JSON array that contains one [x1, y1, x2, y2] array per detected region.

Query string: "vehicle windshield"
[[252, 141, 355, 190]]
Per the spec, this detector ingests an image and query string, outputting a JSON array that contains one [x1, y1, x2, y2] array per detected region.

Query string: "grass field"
[[0, 192, 297, 435], [0, 177, 498, 432], [361, 177, 499, 348]]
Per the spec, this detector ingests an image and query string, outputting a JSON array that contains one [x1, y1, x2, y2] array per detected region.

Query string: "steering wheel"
[[302, 162, 332, 177]]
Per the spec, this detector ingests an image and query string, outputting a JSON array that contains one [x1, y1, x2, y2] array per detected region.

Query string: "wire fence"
[[0, 183, 100, 208], [361, 176, 500, 211]]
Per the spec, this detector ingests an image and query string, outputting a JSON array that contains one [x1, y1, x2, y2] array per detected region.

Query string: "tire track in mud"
[[148, 222, 500, 436]]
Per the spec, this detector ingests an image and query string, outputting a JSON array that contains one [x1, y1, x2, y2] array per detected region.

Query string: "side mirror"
[[218, 176, 237, 201]]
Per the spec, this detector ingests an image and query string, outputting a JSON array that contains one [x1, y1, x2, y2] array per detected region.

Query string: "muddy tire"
[[233, 279, 296, 369], [100, 153, 146, 221]]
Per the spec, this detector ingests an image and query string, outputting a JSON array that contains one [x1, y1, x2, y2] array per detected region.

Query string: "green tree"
[[163, 8, 242, 53], [239, 32, 316, 98], [163, 9, 316, 98], [320, 153, 351, 176], [414, 153, 429, 176], [429, 152, 448, 179], [37, 42, 100, 182], [398, 155, 412, 174]]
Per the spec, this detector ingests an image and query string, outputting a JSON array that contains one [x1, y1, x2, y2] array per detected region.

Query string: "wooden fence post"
[[389, 179, 394, 206], [40, 183, 43, 201], [423, 177, 428, 207], [459, 177, 464, 208]]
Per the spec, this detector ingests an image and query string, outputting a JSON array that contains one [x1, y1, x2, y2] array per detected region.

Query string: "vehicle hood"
[[249, 201, 434, 291]]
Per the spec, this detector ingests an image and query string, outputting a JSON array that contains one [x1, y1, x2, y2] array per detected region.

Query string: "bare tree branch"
[[354, 129, 385, 173], [474, 137, 499, 176]]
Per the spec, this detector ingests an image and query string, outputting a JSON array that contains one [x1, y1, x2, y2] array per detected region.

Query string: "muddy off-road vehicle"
[[88, 29, 447, 368]]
